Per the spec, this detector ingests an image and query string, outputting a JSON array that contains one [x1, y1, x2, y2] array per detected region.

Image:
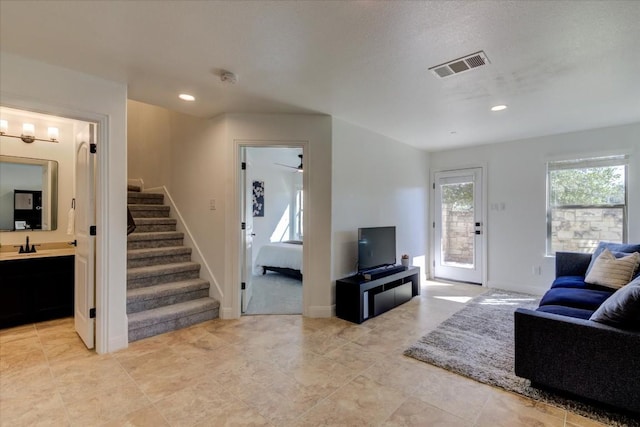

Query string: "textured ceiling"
[[1, 1, 639, 151]]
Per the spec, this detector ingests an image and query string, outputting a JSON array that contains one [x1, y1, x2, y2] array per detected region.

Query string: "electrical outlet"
[[209, 199, 216, 210]]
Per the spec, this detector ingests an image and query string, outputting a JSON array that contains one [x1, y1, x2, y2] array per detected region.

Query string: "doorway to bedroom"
[[241, 146, 304, 315]]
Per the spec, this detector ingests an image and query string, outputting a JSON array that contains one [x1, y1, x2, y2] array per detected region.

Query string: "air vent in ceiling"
[[429, 51, 490, 79]]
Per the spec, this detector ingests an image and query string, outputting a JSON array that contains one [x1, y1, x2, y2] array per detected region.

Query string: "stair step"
[[127, 246, 192, 268], [127, 278, 210, 314], [128, 184, 142, 192], [128, 231, 184, 249], [130, 217, 177, 233], [127, 261, 201, 289], [128, 298, 219, 342], [128, 204, 170, 218], [128, 192, 164, 205]]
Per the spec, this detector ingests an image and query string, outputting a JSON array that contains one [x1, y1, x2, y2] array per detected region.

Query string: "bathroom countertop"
[[0, 242, 75, 261]]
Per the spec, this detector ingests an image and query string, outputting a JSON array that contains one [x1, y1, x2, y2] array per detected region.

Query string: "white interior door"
[[74, 123, 96, 348], [240, 147, 254, 313], [434, 168, 483, 284]]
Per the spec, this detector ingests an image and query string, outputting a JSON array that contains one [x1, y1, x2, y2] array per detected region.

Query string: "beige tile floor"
[[0, 281, 609, 427]]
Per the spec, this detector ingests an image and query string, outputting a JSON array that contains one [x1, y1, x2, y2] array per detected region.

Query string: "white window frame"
[[546, 155, 628, 255]]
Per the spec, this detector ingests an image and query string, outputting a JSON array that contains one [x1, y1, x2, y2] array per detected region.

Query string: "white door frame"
[[431, 166, 487, 286], [229, 140, 308, 319], [0, 95, 109, 352]]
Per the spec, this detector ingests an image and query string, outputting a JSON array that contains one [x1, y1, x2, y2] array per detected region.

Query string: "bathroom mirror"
[[0, 155, 58, 231]]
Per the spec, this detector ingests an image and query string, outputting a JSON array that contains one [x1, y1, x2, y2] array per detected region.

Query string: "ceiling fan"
[[275, 154, 303, 172]]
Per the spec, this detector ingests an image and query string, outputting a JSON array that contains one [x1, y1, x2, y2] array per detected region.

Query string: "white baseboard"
[[486, 281, 546, 296], [307, 305, 334, 318], [105, 334, 128, 354], [219, 307, 235, 319]]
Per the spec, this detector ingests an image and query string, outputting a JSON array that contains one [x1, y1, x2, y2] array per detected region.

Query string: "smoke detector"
[[429, 51, 490, 79], [220, 71, 238, 84]]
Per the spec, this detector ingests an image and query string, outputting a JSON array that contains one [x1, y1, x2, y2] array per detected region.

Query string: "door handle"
[[250, 233, 256, 237]]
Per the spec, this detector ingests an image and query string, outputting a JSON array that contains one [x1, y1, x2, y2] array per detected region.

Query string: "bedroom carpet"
[[404, 289, 638, 427], [244, 272, 302, 315]]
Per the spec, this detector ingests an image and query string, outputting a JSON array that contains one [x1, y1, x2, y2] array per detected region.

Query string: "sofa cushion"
[[586, 242, 640, 279], [550, 276, 612, 292], [585, 249, 640, 289], [590, 278, 640, 330], [536, 304, 595, 320], [539, 288, 613, 310]]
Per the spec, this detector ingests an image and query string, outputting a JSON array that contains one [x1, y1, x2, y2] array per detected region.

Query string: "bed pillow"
[[586, 242, 640, 279], [585, 249, 640, 289], [590, 277, 640, 330]]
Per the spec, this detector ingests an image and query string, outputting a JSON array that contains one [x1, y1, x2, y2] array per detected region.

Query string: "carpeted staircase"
[[127, 188, 219, 342]]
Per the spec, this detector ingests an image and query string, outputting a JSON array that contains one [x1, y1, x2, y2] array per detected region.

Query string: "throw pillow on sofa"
[[586, 241, 640, 279], [590, 277, 640, 330], [585, 249, 640, 289]]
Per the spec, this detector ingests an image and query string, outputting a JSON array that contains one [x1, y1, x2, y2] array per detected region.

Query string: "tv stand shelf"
[[336, 266, 420, 324]]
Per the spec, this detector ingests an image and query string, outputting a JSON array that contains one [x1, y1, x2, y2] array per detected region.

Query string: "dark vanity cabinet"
[[0, 255, 74, 328]]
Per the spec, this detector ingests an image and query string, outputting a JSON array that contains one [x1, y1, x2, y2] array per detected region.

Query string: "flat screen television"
[[358, 226, 396, 272]]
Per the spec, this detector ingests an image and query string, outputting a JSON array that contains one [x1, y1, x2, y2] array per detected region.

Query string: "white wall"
[[332, 118, 430, 286], [0, 52, 128, 353], [127, 100, 172, 188], [430, 122, 640, 295]]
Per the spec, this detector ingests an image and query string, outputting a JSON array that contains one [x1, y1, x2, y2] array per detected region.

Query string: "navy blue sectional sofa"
[[514, 250, 640, 414]]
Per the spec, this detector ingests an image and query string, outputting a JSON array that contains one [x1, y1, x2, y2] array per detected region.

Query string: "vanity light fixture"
[[48, 127, 59, 141], [0, 120, 59, 143]]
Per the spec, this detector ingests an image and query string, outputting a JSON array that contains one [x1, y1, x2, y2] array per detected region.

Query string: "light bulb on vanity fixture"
[[48, 127, 59, 141], [0, 120, 59, 144]]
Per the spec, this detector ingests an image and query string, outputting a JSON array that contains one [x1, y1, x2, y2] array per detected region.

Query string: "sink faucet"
[[18, 235, 37, 254]]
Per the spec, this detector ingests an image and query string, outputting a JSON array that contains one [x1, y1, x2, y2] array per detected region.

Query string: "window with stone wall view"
[[547, 156, 627, 254], [442, 182, 474, 266]]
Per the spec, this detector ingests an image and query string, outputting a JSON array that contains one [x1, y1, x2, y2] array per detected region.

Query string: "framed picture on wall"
[[253, 180, 264, 217]]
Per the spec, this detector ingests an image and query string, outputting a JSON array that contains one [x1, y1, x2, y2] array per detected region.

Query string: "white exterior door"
[[74, 123, 96, 348], [240, 148, 254, 313], [434, 168, 483, 284]]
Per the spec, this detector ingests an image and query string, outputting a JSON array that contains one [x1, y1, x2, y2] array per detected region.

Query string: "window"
[[294, 187, 303, 240], [547, 155, 628, 254]]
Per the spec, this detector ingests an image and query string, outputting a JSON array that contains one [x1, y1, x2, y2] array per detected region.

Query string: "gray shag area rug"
[[244, 273, 302, 315], [404, 289, 639, 427]]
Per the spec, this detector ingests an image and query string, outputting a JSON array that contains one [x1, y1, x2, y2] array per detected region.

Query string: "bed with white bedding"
[[254, 241, 303, 280]]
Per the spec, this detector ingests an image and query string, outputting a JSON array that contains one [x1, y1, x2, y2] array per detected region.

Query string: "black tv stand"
[[336, 266, 420, 324], [361, 264, 407, 281]]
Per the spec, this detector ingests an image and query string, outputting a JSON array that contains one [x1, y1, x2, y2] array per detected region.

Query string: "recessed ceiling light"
[[179, 93, 195, 101], [491, 105, 507, 112]]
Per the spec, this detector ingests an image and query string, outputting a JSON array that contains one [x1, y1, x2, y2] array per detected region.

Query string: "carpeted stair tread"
[[128, 298, 219, 332], [128, 246, 191, 259], [127, 278, 211, 314], [128, 204, 170, 218], [127, 278, 209, 302], [127, 261, 200, 281], [128, 231, 183, 242], [127, 191, 164, 203], [131, 218, 177, 226], [127, 246, 192, 268], [130, 217, 178, 233]]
